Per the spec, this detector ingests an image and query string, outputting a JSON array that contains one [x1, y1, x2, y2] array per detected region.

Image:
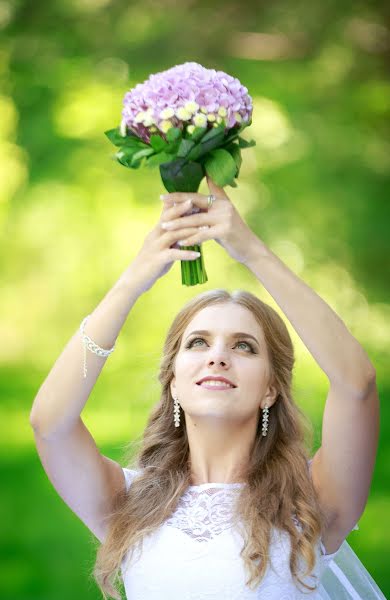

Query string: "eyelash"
[[185, 337, 256, 353]]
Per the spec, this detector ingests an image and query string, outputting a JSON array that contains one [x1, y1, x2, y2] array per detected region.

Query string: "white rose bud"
[[176, 107, 192, 121], [159, 107, 175, 119], [135, 111, 147, 123], [160, 120, 173, 133], [184, 101, 199, 114], [193, 113, 208, 127]]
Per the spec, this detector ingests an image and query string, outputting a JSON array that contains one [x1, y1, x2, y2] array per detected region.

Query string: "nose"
[[208, 358, 228, 367], [207, 345, 231, 368]]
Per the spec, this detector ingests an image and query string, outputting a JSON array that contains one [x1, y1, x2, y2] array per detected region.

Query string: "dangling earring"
[[262, 404, 269, 436], [173, 396, 181, 427]]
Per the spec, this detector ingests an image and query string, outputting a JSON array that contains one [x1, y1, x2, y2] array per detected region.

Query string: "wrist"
[[115, 262, 148, 297], [244, 238, 272, 268]]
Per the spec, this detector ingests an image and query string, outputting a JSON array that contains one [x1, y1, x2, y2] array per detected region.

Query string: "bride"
[[30, 175, 385, 599]]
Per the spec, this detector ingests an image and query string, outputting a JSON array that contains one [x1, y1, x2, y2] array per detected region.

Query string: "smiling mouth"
[[196, 382, 236, 390]]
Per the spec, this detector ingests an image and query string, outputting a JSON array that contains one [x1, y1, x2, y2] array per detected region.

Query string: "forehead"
[[182, 304, 264, 340]]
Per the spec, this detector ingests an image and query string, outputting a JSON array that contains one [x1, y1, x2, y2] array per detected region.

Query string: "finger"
[[161, 225, 214, 248], [206, 175, 230, 200], [160, 199, 193, 221], [176, 224, 224, 247], [160, 192, 211, 211], [163, 248, 202, 262], [161, 211, 213, 231]]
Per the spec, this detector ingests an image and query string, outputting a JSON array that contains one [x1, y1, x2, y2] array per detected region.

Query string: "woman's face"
[[170, 303, 277, 423]]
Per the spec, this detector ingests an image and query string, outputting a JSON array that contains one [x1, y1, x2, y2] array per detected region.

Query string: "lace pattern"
[[165, 485, 243, 542]]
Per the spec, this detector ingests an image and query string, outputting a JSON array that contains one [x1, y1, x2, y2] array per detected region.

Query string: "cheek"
[[175, 353, 200, 373]]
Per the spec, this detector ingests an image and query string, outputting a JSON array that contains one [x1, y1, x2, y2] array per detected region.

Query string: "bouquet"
[[105, 61, 255, 286]]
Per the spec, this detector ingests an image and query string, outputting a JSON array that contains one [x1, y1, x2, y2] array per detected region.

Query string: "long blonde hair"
[[91, 289, 328, 599]]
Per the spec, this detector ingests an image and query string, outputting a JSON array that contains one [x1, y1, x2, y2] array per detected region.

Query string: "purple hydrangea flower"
[[121, 62, 253, 143]]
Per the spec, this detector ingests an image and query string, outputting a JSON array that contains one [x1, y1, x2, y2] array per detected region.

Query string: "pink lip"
[[196, 376, 236, 387], [197, 382, 235, 391]]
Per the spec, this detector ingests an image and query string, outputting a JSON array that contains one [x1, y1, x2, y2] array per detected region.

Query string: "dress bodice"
[[119, 466, 358, 599]]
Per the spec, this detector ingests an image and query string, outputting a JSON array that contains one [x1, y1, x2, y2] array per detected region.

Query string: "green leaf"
[[116, 146, 140, 167], [221, 129, 241, 147], [204, 148, 237, 187], [200, 122, 225, 143], [186, 143, 203, 161], [114, 147, 154, 169], [238, 137, 256, 149], [227, 143, 242, 175], [199, 132, 225, 157], [195, 123, 226, 156], [166, 127, 182, 143], [105, 127, 140, 147], [177, 138, 196, 159], [149, 135, 168, 152], [145, 152, 175, 168], [131, 147, 155, 161], [160, 158, 204, 192], [130, 156, 146, 169], [187, 126, 208, 143]]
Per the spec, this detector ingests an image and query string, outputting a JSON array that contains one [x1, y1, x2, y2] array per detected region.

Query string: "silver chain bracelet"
[[79, 314, 116, 379]]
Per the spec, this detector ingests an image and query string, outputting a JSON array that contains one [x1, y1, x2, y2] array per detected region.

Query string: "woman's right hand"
[[129, 198, 204, 293]]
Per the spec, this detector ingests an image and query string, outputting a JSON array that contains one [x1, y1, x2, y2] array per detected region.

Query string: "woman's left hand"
[[160, 175, 263, 267]]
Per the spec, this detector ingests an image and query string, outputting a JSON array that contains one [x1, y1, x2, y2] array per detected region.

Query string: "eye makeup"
[[185, 336, 257, 353], [184, 329, 260, 348]]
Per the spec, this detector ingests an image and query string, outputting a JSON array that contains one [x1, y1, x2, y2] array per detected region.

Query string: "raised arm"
[[29, 198, 203, 541], [244, 241, 379, 552], [29, 264, 149, 541]]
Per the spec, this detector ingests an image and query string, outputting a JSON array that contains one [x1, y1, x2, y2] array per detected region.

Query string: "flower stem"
[[180, 243, 208, 286]]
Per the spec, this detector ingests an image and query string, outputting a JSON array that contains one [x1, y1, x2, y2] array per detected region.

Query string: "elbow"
[[366, 363, 377, 383], [362, 363, 377, 387], [29, 402, 40, 429], [331, 363, 377, 399], [29, 412, 40, 431], [353, 364, 377, 399]]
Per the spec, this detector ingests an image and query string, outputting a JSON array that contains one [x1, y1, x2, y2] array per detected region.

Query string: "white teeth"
[[200, 380, 234, 388]]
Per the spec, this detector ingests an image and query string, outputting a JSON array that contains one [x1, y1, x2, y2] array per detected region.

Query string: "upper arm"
[[31, 417, 126, 543], [310, 376, 379, 553]]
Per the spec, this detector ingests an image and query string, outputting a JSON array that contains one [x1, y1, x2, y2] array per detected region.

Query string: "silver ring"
[[207, 194, 216, 208]]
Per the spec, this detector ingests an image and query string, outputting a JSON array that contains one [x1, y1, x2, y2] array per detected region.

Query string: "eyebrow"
[[184, 330, 260, 346]]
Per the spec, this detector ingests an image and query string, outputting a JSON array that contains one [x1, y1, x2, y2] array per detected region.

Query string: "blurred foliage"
[[0, 0, 389, 598]]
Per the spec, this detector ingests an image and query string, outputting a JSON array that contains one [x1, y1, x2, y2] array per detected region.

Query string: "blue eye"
[[185, 337, 255, 353], [236, 341, 250, 350], [189, 338, 204, 347]]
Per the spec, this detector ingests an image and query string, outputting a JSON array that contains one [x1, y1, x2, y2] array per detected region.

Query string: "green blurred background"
[[1, 0, 389, 598]]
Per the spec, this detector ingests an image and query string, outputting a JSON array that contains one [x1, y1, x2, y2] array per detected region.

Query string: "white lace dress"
[[120, 465, 359, 600]]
